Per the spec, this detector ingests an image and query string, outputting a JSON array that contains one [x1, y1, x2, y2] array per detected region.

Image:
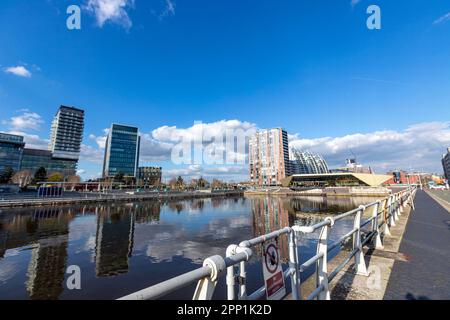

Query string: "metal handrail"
[[118, 185, 418, 301]]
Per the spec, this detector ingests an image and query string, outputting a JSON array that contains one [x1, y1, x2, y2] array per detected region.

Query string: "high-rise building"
[[249, 128, 290, 186], [442, 148, 450, 180], [103, 124, 140, 178], [49, 106, 85, 161], [290, 149, 329, 175], [0, 133, 25, 173]]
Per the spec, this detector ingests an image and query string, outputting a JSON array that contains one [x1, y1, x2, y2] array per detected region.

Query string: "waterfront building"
[[20, 149, 77, 177], [290, 149, 329, 175], [249, 128, 290, 186], [49, 106, 85, 161], [442, 148, 450, 180], [103, 124, 140, 178], [330, 158, 373, 174], [138, 167, 162, 187], [282, 173, 392, 188], [0, 132, 25, 172], [386, 170, 420, 185]]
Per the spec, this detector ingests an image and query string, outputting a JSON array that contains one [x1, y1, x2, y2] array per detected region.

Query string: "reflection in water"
[[0, 195, 376, 300], [95, 206, 135, 277]]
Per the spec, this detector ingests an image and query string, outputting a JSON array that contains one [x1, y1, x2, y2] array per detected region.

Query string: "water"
[[0, 195, 376, 300]]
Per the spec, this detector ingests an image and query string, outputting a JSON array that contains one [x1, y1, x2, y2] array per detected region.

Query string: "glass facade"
[[0, 133, 25, 172], [137, 167, 162, 186], [21, 149, 77, 177], [290, 149, 329, 175], [103, 124, 140, 178]]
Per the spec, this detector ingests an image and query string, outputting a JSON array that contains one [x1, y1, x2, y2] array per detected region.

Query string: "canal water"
[[0, 196, 376, 300]]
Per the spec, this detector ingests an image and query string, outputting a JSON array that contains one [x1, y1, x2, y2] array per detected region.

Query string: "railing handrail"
[[117, 185, 418, 301]]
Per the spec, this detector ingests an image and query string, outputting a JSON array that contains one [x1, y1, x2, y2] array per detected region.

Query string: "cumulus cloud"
[[85, 0, 134, 28], [6, 131, 49, 150], [80, 144, 105, 164], [433, 12, 450, 25], [3, 66, 32, 78], [2, 111, 44, 131], [289, 121, 450, 173]]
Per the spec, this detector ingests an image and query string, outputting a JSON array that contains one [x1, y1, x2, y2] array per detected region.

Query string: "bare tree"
[[11, 170, 33, 189]]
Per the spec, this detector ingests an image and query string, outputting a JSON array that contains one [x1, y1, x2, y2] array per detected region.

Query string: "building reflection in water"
[[251, 197, 294, 263], [0, 207, 74, 300], [94, 202, 161, 277]]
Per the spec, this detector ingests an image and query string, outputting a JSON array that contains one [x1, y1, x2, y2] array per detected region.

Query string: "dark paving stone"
[[384, 190, 450, 300]]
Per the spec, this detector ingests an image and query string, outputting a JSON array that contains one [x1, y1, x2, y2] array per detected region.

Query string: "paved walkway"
[[384, 190, 450, 300]]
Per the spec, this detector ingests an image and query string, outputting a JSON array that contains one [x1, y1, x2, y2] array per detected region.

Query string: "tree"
[[197, 177, 208, 189], [34, 167, 47, 182], [211, 179, 223, 190], [0, 166, 14, 183], [47, 172, 64, 182], [168, 178, 177, 190], [11, 170, 33, 188], [177, 176, 185, 189], [114, 172, 124, 182]]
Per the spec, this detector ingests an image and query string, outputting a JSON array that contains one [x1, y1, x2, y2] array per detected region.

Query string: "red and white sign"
[[262, 241, 286, 300]]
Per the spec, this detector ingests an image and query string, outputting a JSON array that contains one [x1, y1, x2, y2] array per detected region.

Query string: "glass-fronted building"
[[137, 167, 162, 186], [20, 149, 77, 177], [290, 149, 329, 175], [103, 124, 140, 178], [443, 148, 450, 180], [0, 133, 25, 172]]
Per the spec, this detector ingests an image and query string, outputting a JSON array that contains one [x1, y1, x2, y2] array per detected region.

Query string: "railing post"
[[238, 260, 247, 300], [389, 195, 396, 227], [372, 201, 384, 250], [226, 245, 237, 300], [316, 220, 331, 300], [393, 195, 399, 221], [382, 198, 391, 236], [193, 255, 226, 300], [354, 206, 369, 276], [289, 231, 300, 300]]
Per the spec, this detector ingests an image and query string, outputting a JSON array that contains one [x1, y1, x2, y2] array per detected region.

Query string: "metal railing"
[[118, 186, 418, 301]]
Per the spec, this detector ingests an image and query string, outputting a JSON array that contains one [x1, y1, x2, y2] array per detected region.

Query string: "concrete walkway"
[[384, 190, 450, 300]]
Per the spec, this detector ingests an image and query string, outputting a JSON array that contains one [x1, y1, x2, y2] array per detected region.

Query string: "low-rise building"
[[282, 173, 392, 188], [442, 148, 450, 180], [137, 167, 162, 187], [0, 133, 25, 172], [20, 149, 77, 177]]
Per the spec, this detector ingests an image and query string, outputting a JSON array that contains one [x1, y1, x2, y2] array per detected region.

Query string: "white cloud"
[[159, 0, 176, 19], [433, 12, 450, 25], [3, 111, 44, 131], [80, 144, 105, 164], [4, 66, 32, 78], [6, 131, 49, 150], [85, 0, 134, 28], [289, 122, 450, 173], [350, 0, 361, 7], [89, 131, 108, 149]]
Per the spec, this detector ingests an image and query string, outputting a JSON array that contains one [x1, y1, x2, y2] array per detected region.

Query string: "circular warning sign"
[[264, 243, 280, 274]]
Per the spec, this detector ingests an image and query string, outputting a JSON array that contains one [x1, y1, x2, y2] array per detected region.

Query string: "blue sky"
[[1, 0, 450, 180]]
